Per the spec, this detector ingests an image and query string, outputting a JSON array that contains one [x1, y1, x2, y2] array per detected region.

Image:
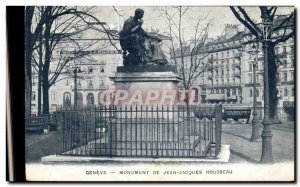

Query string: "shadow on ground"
[[230, 150, 259, 164], [222, 130, 251, 141]]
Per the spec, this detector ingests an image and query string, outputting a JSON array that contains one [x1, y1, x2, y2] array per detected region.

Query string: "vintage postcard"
[[12, 5, 296, 182]]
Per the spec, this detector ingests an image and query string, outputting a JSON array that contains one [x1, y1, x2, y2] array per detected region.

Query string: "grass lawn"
[[25, 131, 61, 163]]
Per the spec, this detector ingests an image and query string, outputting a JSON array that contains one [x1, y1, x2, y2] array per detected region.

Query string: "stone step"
[[64, 139, 211, 157], [88, 136, 204, 149]]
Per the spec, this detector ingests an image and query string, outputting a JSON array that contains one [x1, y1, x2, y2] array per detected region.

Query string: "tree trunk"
[[25, 7, 34, 117], [267, 43, 281, 123], [38, 67, 42, 116], [42, 73, 49, 115], [25, 72, 32, 118], [41, 16, 52, 115], [37, 30, 43, 116]]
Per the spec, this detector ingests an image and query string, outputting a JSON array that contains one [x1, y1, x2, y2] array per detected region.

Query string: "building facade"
[[31, 25, 123, 114], [171, 23, 295, 107]]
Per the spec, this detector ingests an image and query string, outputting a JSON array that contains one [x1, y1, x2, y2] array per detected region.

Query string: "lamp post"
[[249, 43, 261, 142], [259, 16, 274, 164], [73, 67, 83, 110]]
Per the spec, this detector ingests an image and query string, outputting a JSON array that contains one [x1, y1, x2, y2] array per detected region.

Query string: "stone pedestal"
[[110, 65, 181, 109], [108, 65, 184, 155]]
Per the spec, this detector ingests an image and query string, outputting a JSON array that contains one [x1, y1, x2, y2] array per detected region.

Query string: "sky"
[[93, 6, 294, 40]]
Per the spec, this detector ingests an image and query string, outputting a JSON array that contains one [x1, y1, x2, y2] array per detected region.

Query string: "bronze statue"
[[119, 8, 167, 67]]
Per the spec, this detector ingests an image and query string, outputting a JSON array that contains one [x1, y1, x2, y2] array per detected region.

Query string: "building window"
[[238, 88, 242, 95], [32, 91, 36, 101], [226, 89, 230, 97], [192, 88, 199, 102], [292, 87, 294, 96], [221, 69, 224, 76], [290, 46, 294, 53], [66, 79, 69, 86], [100, 79, 105, 87], [283, 60, 287, 68], [51, 91, 57, 101], [88, 66, 93, 73], [87, 93, 94, 107], [284, 88, 288, 96], [283, 46, 286, 53], [216, 89, 219, 94], [211, 89, 214, 94], [32, 78, 36, 86], [232, 89, 236, 95], [63, 92, 71, 109], [249, 63, 252, 71], [291, 71, 294, 81], [283, 72, 287, 82], [100, 66, 105, 73], [256, 89, 259, 97], [275, 47, 279, 54], [88, 80, 93, 88], [250, 89, 253, 97]]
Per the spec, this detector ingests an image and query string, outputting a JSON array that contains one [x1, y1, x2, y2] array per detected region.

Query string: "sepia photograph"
[[6, 5, 296, 182]]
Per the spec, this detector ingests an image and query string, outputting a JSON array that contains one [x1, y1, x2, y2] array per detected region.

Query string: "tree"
[[29, 6, 119, 115], [158, 6, 221, 107], [25, 6, 51, 117], [230, 6, 295, 122]]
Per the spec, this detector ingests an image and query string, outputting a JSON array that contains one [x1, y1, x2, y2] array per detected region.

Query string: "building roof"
[[171, 14, 294, 59]]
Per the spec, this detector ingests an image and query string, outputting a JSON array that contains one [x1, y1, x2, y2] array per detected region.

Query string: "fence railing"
[[56, 105, 223, 159]]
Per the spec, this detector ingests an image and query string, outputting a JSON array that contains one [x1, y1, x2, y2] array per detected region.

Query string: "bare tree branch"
[[273, 12, 294, 31], [230, 6, 260, 38]]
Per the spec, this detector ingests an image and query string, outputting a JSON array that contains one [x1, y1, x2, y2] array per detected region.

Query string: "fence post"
[[215, 104, 222, 156]]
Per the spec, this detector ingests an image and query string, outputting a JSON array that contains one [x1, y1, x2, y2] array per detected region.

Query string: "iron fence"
[[56, 105, 223, 158], [25, 113, 61, 132]]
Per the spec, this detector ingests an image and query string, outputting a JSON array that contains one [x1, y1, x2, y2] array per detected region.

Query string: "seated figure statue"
[[119, 8, 167, 67]]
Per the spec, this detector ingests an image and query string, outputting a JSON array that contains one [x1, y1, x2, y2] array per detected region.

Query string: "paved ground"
[[222, 121, 294, 163], [26, 121, 295, 163]]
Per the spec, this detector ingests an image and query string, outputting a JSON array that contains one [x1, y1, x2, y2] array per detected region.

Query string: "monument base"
[[109, 65, 182, 153], [110, 65, 181, 108]]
